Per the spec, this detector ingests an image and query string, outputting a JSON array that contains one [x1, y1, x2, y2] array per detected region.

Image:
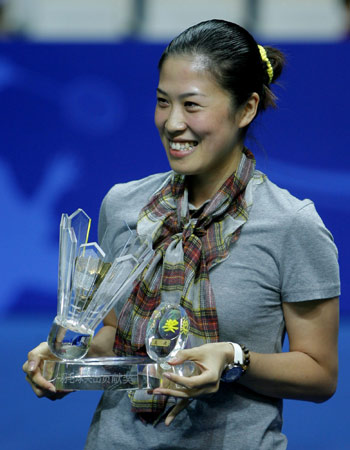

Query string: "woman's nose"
[[165, 107, 186, 133]]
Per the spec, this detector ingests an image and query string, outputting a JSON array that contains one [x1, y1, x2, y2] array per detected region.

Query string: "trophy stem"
[[47, 318, 93, 360]]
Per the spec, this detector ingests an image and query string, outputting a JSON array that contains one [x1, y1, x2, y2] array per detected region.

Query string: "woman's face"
[[155, 55, 249, 188]]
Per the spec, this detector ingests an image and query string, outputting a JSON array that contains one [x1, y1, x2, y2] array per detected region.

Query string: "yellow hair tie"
[[258, 45, 273, 84]]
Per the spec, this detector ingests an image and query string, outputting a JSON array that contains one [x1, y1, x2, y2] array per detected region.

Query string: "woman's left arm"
[[153, 296, 339, 424], [240, 296, 339, 402]]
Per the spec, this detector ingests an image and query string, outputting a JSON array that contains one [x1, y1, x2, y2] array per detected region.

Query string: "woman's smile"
[[168, 140, 198, 157]]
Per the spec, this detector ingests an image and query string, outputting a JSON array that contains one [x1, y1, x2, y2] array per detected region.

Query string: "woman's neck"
[[187, 148, 243, 207]]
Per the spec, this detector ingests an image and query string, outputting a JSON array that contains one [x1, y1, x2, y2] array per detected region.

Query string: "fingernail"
[[163, 372, 172, 379], [48, 385, 56, 393], [153, 389, 163, 395], [169, 358, 180, 364], [28, 361, 36, 372], [166, 417, 174, 426]]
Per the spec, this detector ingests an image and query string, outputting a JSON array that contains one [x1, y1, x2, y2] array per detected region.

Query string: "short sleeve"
[[280, 202, 340, 302], [97, 187, 135, 260]]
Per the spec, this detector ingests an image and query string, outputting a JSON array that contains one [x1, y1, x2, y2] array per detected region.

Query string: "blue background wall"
[[0, 41, 349, 449]]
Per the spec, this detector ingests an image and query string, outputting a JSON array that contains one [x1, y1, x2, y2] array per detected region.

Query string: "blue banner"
[[0, 41, 349, 316]]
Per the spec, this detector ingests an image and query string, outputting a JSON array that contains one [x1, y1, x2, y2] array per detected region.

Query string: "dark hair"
[[158, 19, 285, 117]]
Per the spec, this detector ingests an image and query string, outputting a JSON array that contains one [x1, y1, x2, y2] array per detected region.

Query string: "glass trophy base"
[[43, 357, 199, 391]]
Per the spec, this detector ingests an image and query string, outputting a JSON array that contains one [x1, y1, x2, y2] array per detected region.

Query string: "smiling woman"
[[154, 20, 283, 206], [23, 19, 340, 450], [155, 54, 252, 206]]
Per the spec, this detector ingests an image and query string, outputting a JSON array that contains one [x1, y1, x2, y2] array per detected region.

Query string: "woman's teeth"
[[169, 141, 198, 151]]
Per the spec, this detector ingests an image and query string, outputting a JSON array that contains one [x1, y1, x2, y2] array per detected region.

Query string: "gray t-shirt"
[[85, 171, 340, 450]]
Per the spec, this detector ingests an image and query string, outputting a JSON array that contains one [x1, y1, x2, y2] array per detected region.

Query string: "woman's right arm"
[[22, 310, 117, 399], [86, 310, 117, 357]]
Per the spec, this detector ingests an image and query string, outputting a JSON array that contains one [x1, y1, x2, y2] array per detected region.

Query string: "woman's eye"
[[185, 101, 200, 110], [157, 97, 168, 107]]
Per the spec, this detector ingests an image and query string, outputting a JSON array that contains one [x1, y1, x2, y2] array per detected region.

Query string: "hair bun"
[[264, 46, 285, 84]]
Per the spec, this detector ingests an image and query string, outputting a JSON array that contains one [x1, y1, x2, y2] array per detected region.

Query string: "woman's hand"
[[22, 311, 117, 400], [22, 342, 71, 400], [152, 342, 234, 425]]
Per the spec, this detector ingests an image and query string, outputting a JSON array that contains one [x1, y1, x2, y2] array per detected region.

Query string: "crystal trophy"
[[145, 301, 198, 377], [43, 209, 199, 390], [146, 304, 189, 365], [47, 209, 153, 360]]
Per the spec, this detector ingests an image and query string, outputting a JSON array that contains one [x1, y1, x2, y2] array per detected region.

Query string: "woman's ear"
[[237, 93, 260, 129]]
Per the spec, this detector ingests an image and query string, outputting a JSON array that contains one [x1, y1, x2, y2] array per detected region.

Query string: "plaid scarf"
[[114, 148, 256, 421]]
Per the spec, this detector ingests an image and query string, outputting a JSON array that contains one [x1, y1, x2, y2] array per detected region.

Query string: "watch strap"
[[221, 342, 250, 383]]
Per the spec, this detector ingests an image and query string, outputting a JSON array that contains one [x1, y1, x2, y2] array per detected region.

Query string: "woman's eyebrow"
[[156, 87, 206, 99]]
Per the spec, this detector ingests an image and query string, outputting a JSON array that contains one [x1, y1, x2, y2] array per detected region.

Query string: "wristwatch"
[[220, 342, 250, 383]]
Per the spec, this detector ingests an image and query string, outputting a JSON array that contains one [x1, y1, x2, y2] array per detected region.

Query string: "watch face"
[[221, 365, 243, 383]]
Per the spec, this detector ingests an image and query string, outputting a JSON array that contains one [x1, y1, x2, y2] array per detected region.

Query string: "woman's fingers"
[[165, 399, 190, 426], [152, 343, 230, 399], [23, 341, 59, 397], [153, 384, 217, 399], [24, 365, 56, 393], [25, 374, 46, 397], [25, 372, 71, 401], [168, 348, 197, 365], [25, 368, 73, 400], [164, 370, 216, 389], [153, 372, 219, 398], [153, 386, 191, 398], [24, 342, 54, 373]]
